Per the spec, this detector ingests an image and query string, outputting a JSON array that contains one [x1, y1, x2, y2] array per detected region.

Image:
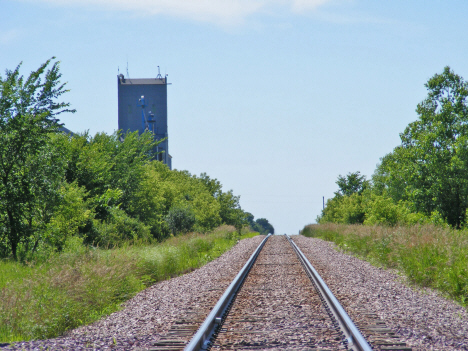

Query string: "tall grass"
[[0, 226, 258, 343], [302, 223, 468, 306]]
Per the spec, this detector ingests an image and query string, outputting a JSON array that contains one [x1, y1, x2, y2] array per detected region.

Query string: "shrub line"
[[301, 223, 468, 308]]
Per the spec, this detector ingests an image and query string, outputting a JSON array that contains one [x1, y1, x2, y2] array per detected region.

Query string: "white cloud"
[[0, 29, 22, 45], [24, 0, 334, 25], [290, 0, 333, 13]]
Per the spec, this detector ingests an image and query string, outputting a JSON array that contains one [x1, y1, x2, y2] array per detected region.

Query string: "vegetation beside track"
[[310, 68, 468, 307], [0, 226, 258, 343], [318, 67, 468, 229], [0, 58, 272, 344], [0, 58, 275, 262], [301, 223, 468, 307]]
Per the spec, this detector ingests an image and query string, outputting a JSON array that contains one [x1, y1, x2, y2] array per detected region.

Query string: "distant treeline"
[[0, 58, 274, 261], [319, 66, 468, 228]]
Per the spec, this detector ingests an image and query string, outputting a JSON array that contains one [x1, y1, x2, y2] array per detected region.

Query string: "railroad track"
[[152, 235, 410, 351]]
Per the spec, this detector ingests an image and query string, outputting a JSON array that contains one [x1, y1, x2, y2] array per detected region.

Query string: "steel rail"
[[184, 233, 272, 351], [285, 235, 372, 351]]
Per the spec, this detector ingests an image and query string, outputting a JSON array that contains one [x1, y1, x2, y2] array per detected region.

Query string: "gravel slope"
[[293, 235, 468, 351]]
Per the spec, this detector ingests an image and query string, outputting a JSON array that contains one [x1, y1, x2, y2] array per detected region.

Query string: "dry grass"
[[301, 223, 468, 306], [0, 249, 141, 341], [0, 226, 258, 343]]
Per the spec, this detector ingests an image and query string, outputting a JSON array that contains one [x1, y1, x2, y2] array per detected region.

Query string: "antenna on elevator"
[[126, 60, 130, 79], [156, 66, 162, 79]]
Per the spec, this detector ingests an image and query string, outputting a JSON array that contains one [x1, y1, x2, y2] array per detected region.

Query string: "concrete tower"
[[117, 73, 172, 169]]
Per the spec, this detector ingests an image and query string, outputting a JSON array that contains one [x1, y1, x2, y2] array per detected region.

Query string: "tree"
[[335, 171, 368, 197], [0, 58, 74, 259], [374, 66, 468, 227], [198, 172, 222, 196], [255, 218, 274, 235], [216, 190, 245, 230], [245, 212, 255, 228], [165, 205, 196, 235], [317, 172, 368, 225], [318, 193, 366, 225], [244, 213, 274, 234], [63, 130, 159, 215], [197, 173, 248, 232]]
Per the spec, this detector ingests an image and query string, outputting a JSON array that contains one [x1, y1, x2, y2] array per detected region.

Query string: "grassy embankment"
[[0, 226, 258, 343], [302, 223, 468, 306]]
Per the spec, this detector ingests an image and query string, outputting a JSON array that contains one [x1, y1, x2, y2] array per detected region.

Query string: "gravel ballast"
[[213, 235, 346, 350], [4, 234, 468, 350], [293, 235, 468, 351]]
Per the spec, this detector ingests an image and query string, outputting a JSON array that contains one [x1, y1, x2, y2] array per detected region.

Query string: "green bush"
[[0, 117, 264, 258], [165, 206, 196, 235], [319, 193, 365, 224], [92, 207, 152, 247], [44, 182, 94, 251], [319, 189, 438, 227]]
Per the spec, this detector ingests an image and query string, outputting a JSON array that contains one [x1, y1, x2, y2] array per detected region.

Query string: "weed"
[[0, 226, 258, 342], [302, 223, 468, 307]]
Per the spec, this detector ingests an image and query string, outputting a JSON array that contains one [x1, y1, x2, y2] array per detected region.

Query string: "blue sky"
[[1, 0, 468, 234]]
